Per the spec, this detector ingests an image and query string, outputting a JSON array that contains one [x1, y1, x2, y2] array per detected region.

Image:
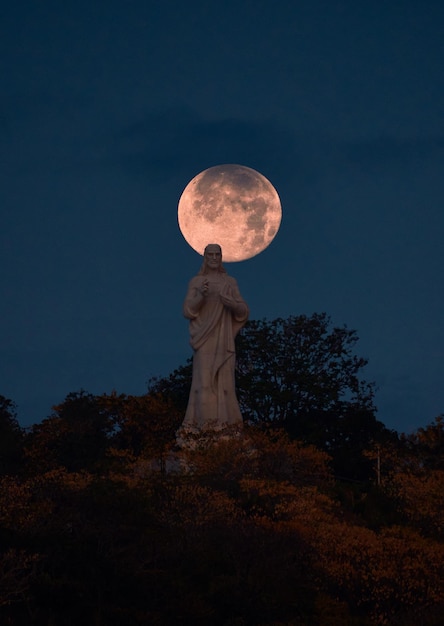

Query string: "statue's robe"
[[182, 274, 249, 430]]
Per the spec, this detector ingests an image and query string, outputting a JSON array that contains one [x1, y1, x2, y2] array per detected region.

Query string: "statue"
[[179, 244, 249, 435]]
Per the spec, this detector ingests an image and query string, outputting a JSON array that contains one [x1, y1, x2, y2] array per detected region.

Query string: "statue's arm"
[[183, 277, 206, 319], [223, 278, 249, 321]]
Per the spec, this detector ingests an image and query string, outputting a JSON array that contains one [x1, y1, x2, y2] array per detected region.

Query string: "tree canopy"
[[0, 395, 23, 475]]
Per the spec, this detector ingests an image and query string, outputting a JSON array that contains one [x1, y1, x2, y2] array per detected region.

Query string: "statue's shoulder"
[[225, 274, 238, 286], [188, 275, 201, 286]]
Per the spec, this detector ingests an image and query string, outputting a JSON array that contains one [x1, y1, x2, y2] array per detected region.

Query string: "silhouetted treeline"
[[1, 314, 443, 624]]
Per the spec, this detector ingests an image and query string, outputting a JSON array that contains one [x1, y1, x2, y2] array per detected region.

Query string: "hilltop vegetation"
[[1, 315, 443, 624]]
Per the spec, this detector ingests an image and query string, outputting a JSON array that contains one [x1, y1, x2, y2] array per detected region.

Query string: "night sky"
[[2, 1, 443, 432]]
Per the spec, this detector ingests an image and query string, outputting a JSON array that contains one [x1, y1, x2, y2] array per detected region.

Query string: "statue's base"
[[175, 422, 243, 450]]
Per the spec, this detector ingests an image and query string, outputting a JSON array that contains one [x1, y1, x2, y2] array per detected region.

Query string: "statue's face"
[[205, 244, 222, 270]]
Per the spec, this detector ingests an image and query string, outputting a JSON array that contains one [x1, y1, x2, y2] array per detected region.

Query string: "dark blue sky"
[[1, 0, 443, 432]]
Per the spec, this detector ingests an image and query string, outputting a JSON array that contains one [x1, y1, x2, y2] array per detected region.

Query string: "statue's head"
[[199, 243, 226, 274]]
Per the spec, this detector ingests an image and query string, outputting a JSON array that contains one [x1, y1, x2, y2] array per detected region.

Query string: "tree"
[[0, 395, 24, 475], [24, 390, 115, 474], [378, 417, 444, 540], [99, 391, 183, 470], [401, 415, 444, 470], [236, 315, 373, 425], [235, 314, 392, 479], [148, 363, 192, 416]]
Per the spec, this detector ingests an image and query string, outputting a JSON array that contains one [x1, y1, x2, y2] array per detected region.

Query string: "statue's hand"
[[220, 292, 236, 310], [199, 279, 209, 297]]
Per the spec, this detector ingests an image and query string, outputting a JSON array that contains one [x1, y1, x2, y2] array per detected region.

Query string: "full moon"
[[178, 164, 282, 262]]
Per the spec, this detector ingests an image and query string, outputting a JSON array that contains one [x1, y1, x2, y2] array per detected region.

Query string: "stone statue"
[[180, 243, 249, 434]]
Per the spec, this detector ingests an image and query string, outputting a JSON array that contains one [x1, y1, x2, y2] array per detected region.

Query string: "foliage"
[[376, 416, 444, 542], [389, 469, 444, 539], [0, 395, 24, 475], [401, 415, 444, 470], [23, 391, 115, 474], [148, 361, 193, 414], [99, 390, 182, 466], [236, 315, 371, 417], [235, 315, 385, 449], [1, 313, 444, 623], [1, 418, 444, 623], [179, 425, 333, 491]]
